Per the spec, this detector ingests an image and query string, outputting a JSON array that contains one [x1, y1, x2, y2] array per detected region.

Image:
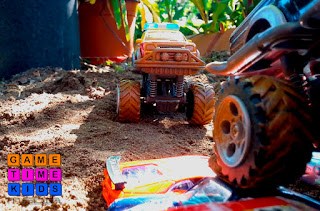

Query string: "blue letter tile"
[[8, 183, 20, 196], [36, 183, 48, 196], [49, 183, 62, 196], [22, 183, 34, 196]]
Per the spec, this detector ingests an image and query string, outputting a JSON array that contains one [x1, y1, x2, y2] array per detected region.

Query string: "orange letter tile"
[[35, 154, 47, 167], [21, 154, 34, 167], [8, 154, 20, 167], [49, 154, 61, 166]]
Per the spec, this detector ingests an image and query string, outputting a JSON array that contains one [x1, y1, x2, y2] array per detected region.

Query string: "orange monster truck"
[[116, 23, 215, 125]]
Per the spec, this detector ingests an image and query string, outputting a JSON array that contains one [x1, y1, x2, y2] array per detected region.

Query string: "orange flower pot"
[[190, 29, 235, 57], [78, 0, 139, 64]]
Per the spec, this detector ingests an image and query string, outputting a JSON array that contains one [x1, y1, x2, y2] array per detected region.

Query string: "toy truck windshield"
[[144, 31, 186, 42]]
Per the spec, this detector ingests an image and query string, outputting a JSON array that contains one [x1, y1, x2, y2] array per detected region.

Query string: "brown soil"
[[0, 64, 318, 210]]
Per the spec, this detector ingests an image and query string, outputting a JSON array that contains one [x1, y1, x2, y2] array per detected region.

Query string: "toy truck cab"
[[133, 23, 203, 75]]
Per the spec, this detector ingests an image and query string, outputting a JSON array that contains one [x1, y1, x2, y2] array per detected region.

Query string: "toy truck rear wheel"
[[117, 80, 141, 122], [186, 83, 215, 125], [209, 76, 314, 189]]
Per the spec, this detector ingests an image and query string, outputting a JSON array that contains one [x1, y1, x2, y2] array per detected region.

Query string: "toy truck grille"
[[135, 48, 205, 75], [158, 45, 184, 48]]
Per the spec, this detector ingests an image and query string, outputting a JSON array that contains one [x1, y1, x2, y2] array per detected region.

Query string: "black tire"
[[117, 80, 141, 122], [186, 83, 215, 125], [209, 76, 314, 189]]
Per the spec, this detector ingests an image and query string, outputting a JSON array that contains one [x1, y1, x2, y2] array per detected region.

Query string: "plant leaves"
[[243, 0, 248, 14], [119, 0, 130, 41], [141, 0, 161, 23], [137, 3, 146, 29], [209, 0, 229, 32], [173, 2, 188, 20], [164, 0, 172, 22], [111, 0, 122, 29], [190, 0, 208, 24]]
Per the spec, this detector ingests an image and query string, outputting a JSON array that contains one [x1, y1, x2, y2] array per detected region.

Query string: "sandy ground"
[[0, 62, 319, 210]]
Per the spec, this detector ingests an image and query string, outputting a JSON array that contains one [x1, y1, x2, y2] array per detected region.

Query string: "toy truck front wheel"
[[210, 76, 314, 189], [116, 80, 141, 122]]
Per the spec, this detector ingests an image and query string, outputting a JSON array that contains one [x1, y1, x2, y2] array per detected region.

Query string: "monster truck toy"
[[116, 23, 215, 125], [206, 0, 320, 189]]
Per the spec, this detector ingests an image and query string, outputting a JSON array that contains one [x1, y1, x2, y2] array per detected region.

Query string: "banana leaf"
[[137, 3, 146, 29], [111, 0, 122, 29], [173, 3, 188, 20], [141, 0, 161, 23], [110, 0, 130, 41], [120, 0, 130, 41], [190, 0, 208, 24], [209, 0, 229, 32]]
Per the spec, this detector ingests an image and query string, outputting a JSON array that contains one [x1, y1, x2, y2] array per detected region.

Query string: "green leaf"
[[200, 22, 213, 33], [243, 0, 248, 8], [253, 0, 261, 6], [174, 20, 199, 35], [209, 0, 229, 32], [164, 0, 172, 22], [230, 0, 236, 10], [120, 0, 130, 41], [190, 0, 208, 24], [115, 65, 125, 72], [111, 0, 122, 29], [173, 1, 192, 20]]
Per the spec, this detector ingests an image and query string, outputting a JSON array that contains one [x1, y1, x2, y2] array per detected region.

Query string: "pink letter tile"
[[8, 169, 20, 181], [22, 169, 34, 181], [35, 169, 48, 181], [49, 169, 61, 181]]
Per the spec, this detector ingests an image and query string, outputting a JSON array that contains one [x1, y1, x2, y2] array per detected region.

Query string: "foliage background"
[[135, 0, 261, 39]]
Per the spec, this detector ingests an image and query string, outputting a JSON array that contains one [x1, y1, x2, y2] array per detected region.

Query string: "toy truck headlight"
[[145, 44, 155, 51], [161, 53, 170, 61], [175, 53, 187, 61], [186, 45, 194, 51]]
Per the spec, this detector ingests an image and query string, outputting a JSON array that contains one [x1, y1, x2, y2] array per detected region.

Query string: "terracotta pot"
[[78, 0, 139, 64], [190, 28, 235, 57]]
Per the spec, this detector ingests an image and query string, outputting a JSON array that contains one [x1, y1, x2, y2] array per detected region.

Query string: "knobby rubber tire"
[[186, 83, 215, 125], [117, 80, 141, 122], [210, 76, 314, 189]]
